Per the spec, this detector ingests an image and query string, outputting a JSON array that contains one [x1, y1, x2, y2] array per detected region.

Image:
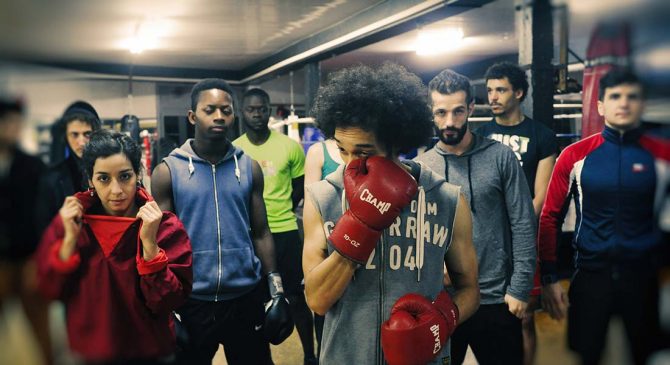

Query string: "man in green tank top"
[[233, 88, 316, 365]]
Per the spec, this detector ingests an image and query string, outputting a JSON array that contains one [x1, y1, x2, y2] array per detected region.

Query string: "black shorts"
[[272, 230, 304, 296], [175, 283, 271, 365]]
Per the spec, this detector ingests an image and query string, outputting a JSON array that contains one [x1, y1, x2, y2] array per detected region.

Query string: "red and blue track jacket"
[[539, 126, 669, 283]]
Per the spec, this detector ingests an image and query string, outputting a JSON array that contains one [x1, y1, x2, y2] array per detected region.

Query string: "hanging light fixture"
[[415, 27, 464, 56]]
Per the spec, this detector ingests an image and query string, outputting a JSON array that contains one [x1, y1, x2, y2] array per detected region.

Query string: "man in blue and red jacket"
[[539, 68, 669, 365]]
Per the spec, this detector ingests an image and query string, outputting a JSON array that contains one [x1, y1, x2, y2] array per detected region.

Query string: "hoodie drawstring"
[[443, 154, 475, 213], [234, 154, 240, 183], [340, 187, 355, 279], [187, 151, 240, 183], [188, 156, 195, 177], [415, 186, 426, 282], [467, 155, 475, 213], [443, 156, 449, 182]]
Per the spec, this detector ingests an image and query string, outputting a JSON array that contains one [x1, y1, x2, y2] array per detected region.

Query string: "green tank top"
[[321, 142, 342, 178]]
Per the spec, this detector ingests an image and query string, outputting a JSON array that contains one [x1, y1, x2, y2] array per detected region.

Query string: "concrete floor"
[[212, 306, 584, 365], [206, 304, 631, 365], [1, 280, 667, 365]]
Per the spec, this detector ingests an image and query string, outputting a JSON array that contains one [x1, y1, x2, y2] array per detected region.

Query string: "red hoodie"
[[35, 187, 192, 362]]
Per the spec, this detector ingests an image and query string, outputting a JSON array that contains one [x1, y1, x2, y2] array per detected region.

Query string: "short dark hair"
[[190, 78, 236, 111], [484, 62, 529, 102], [429, 69, 474, 104], [82, 129, 142, 180], [311, 62, 433, 153], [0, 98, 23, 120], [243, 88, 270, 105], [598, 68, 645, 101], [61, 100, 101, 130]]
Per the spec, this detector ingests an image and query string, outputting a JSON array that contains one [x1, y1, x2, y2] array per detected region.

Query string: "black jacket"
[[0, 148, 45, 259], [36, 156, 87, 235]]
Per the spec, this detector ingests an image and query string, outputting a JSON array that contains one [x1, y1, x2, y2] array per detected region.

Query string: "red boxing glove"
[[381, 291, 459, 365], [329, 156, 417, 264], [344, 156, 418, 229]]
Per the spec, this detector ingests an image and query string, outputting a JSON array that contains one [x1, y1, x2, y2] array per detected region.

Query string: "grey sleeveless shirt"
[[307, 162, 461, 365]]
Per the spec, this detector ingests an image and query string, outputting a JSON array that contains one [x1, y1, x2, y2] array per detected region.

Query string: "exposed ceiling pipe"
[[238, 0, 448, 84]]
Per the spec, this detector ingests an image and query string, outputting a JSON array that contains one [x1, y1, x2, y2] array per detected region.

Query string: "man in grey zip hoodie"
[[415, 69, 536, 365], [303, 63, 480, 365]]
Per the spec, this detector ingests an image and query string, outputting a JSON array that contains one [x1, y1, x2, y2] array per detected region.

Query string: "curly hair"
[[484, 62, 529, 102], [311, 62, 433, 153], [82, 129, 142, 180]]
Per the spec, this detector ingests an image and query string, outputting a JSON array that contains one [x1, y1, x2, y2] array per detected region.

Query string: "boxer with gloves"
[[303, 63, 479, 365]]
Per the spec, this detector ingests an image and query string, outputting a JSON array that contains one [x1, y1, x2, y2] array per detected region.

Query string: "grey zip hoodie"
[[415, 133, 536, 304], [307, 162, 461, 365]]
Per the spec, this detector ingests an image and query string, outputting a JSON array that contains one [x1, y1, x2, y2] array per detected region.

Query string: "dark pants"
[[273, 230, 316, 361], [175, 283, 271, 365], [314, 313, 324, 357], [451, 303, 523, 365], [568, 266, 662, 365], [272, 230, 304, 295]]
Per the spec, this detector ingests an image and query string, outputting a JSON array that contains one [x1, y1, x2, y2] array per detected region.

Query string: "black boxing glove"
[[264, 272, 294, 345]]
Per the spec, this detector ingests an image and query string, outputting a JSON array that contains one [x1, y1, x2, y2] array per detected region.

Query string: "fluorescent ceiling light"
[[127, 37, 154, 54], [415, 28, 464, 56], [637, 45, 670, 70], [123, 18, 168, 54]]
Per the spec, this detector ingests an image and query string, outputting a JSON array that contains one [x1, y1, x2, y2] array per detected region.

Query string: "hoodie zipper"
[[378, 233, 385, 365], [211, 164, 223, 301], [613, 135, 623, 274]]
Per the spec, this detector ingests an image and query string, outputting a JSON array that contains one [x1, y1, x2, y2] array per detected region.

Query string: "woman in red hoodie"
[[35, 129, 192, 364]]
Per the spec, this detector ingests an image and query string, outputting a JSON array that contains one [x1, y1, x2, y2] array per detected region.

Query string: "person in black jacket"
[[36, 101, 101, 232], [0, 97, 51, 364]]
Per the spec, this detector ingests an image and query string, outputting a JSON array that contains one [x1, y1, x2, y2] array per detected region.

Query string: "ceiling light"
[[127, 37, 152, 54], [123, 18, 168, 54], [637, 45, 670, 70], [415, 28, 464, 56]]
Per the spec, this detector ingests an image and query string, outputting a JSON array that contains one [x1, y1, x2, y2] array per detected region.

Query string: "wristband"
[[268, 272, 284, 298]]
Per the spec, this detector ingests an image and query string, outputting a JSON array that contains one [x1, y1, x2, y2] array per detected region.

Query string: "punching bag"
[[581, 23, 631, 138]]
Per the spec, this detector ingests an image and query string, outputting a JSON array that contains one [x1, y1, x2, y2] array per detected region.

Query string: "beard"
[[436, 123, 468, 146]]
